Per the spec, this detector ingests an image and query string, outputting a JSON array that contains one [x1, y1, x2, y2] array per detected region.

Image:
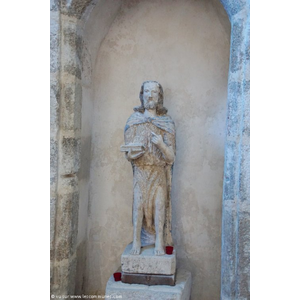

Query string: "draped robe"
[[124, 111, 176, 246]]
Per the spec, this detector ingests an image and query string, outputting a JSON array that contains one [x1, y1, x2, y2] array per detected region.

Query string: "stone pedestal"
[[122, 272, 176, 286], [121, 243, 176, 275], [105, 268, 192, 300]]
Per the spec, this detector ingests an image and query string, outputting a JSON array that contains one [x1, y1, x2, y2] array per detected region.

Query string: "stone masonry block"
[[51, 263, 70, 295], [226, 81, 242, 138], [75, 240, 87, 295], [221, 200, 237, 298], [61, 80, 82, 131], [55, 239, 72, 261], [239, 143, 250, 202], [50, 196, 57, 260], [242, 80, 250, 138], [60, 136, 81, 175], [55, 191, 79, 260], [50, 0, 59, 11], [61, 20, 83, 72], [62, 22, 82, 79], [106, 268, 191, 300], [223, 140, 237, 201], [51, 255, 77, 295], [220, 0, 246, 21], [236, 211, 250, 299], [50, 78, 60, 135], [61, 0, 94, 19], [221, 2, 250, 299], [50, 12, 60, 73], [50, 137, 58, 185], [64, 61, 82, 79], [59, 174, 79, 191], [230, 20, 244, 73], [122, 272, 176, 286], [121, 243, 176, 275]]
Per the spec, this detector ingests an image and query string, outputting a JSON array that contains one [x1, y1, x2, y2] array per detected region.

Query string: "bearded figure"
[[122, 81, 176, 256]]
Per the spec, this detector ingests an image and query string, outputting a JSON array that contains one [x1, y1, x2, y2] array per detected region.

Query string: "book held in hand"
[[120, 144, 145, 152]]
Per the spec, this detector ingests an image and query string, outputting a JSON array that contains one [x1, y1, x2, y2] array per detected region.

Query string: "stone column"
[[50, 0, 63, 294], [220, 0, 250, 299], [50, 0, 91, 296]]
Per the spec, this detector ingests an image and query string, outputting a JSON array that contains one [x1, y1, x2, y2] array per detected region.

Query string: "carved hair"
[[134, 81, 168, 115]]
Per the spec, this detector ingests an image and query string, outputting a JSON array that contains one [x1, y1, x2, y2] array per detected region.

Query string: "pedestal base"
[[122, 271, 175, 286], [121, 243, 176, 275], [106, 268, 191, 300]]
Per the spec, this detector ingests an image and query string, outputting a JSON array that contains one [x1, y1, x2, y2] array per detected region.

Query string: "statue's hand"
[[151, 132, 164, 148], [126, 149, 145, 160]]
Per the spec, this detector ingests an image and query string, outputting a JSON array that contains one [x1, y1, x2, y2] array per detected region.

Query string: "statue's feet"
[[154, 243, 165, 256], [130, 242, 141, 255]]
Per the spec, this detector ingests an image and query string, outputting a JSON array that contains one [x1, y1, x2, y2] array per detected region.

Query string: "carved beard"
[[144, 100, 157, 110]]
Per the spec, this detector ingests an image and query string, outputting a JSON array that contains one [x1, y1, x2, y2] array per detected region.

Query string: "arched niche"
[[50, 0, 249, 299]]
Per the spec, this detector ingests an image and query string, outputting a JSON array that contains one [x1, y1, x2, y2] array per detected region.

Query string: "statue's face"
[[143, 82, 159, 110]]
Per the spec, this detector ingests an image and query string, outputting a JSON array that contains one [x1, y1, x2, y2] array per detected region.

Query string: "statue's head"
[[134, 81, 168, 115]]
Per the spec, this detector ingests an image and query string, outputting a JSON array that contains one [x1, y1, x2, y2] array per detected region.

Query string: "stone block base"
[[106, 268, 191, 300], [122, 271, 175, 286], [121, 243, 176, 275]]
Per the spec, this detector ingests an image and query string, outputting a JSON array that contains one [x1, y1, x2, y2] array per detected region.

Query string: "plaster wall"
[[76, 0, 123, 293], [85, 0, 230, 299], [78, 0, 123, 246]]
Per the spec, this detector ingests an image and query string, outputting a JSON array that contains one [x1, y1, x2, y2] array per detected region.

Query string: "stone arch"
[[50, 0, 249, 299]]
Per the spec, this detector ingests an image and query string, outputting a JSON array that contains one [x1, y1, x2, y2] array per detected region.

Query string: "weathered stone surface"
[[50, 196, 57, 260], [61, 0, 95, 19], [64, 61, 82, 79], [242, 80, 250, 138], [223, 140, 238, 201], [106, 268, 191, 300], [61, 80, 82, 131], [51, 256, 77, 295], [55, 191, 79, 261], [50, 0, 59, 12], [50, 11, 60, 73], [121, 243, 176, 275], [75, 239, 87, 295], [50, 0, 85, 298], [60, 136, 81, 175], [50, 137, 58, 185], [61, 23, 83, 79], [221, 1, 250, 299], [62, 20, 78, 50], [122, 271, 175, 286], [220, 0, 246, 22], [221, 200, 237, 298], [123, 81, 175, 256], [226, 81, 242, 138], [239, 144, 250, 202], [81, 43, 92, 86], [230, 20, 244, 72], [61, 19, 83, 78], [236, 209, 250, 299], [50, 78, 60, 135]]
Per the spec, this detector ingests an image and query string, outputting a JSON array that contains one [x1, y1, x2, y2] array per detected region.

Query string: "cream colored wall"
[[76, 0, 123, 293], [86, 0, 230, 298], [78, 0, 123, 246]]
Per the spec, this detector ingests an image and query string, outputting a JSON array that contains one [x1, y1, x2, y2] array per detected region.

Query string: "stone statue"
[[121, 81, 176, 256]]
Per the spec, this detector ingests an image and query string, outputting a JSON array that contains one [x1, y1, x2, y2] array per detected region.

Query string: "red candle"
[[113, 272, 122, 281], [166, 246, 174, 255]]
